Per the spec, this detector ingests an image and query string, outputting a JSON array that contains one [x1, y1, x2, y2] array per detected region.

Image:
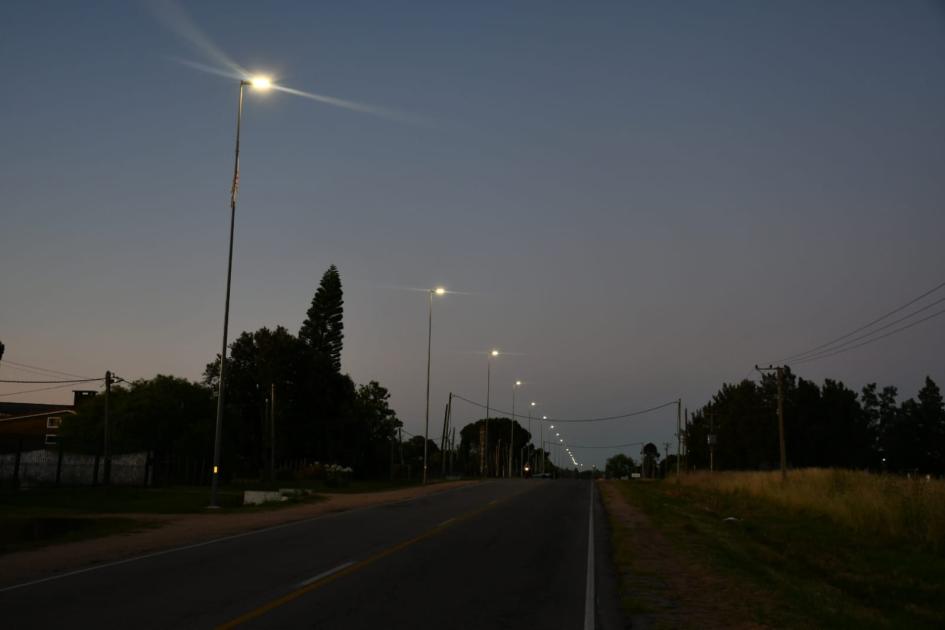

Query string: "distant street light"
[[510, 380, 522, 478], [483, 349, 499, 476], [210, 75, 271, 509], [423, 287, 447, 485]]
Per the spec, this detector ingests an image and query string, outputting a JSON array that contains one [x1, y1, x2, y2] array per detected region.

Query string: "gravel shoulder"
[[0, 480, 478, 589]]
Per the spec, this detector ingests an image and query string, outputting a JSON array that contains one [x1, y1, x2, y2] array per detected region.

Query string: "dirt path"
[[598, 480, 770, 629], [0, 480, 478, 589]]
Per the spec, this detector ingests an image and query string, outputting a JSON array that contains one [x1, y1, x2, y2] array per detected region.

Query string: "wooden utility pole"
[[441, 393, 452, 476], [104, 370, 112, 485], [676, 398, 682, 479], [709, 412, 716, 473], [777, 366, 786, 481], [270, 383, 276, 482], [756, 365, 788, 481]]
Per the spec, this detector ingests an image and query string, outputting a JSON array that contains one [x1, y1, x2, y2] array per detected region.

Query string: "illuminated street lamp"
[[509, 380, 522, 478], [210, 75, 271, 509], [422, 287, 447, 485], [482, 349, 499, 476]]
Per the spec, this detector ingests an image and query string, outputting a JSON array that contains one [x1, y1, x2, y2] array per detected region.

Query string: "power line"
[[0, 359, 95, 380], [450, 394, 678, 423], [788, 296, 945, 364], [773, 278, 945, 364], [0, 378, 104, 384], [792, 307, 945, 365], [0, 382, 96, 398], [568, 441, 646, 449]]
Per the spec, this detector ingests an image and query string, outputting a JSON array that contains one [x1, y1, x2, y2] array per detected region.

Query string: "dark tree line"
[[684, 369, 945, 475], [455, 418, 553, 476], [64, 265, 402, 480]]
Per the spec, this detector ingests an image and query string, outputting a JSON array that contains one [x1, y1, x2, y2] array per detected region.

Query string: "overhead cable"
[[450, 394, 677, 423], [773, 278, 945, 364], [792, 307, 945, 365], [0, 359, 95, 380]]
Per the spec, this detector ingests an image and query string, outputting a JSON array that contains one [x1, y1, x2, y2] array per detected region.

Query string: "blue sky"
[[2, 1, 944, 467]]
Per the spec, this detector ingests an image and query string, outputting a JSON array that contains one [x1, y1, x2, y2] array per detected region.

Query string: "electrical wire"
[[787, 296, 945, 364], [0, 359, 95, 380], [450, 394, 678, 423], [792, 307, 945, 365], [0, 382, 97, 398], [568, 441, 646, 449], [773, 279, 945, 364], [0, 378, 104, 384]]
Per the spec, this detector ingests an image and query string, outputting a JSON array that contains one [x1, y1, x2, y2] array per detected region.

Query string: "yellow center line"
[[216, 491, 518, 629]]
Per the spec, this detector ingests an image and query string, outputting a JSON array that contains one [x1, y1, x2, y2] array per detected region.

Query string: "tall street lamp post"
[[482, 349, 499, 476], [509, 380, 521, 478], [210, 75, 271, 509], [422, 287, 446, 484]]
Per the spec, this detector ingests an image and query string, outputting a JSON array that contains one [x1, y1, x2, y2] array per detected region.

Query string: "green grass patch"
[[615, 477, 945, 628]]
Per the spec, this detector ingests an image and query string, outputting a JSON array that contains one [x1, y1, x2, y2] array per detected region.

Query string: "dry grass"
[[677, 468, 945, 550]]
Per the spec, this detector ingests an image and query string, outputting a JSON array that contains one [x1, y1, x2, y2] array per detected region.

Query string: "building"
[[0, 390, 96, 452]]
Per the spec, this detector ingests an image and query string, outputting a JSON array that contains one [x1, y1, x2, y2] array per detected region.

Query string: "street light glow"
[[491, 349, 499, 357], [433, 286, 446, 295], [249, 75, 272, 90], [515, 380, 522, 386], [530, 401, 536, 407]]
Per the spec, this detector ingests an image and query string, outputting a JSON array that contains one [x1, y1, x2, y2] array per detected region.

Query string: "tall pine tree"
[[300, 264, 344, 372]]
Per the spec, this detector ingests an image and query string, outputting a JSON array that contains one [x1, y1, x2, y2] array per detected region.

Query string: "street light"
[[509, 380, 522, 478], [482, 349, 499, 476], [422, 286, 447, 485], [210, 74, 271, 509]]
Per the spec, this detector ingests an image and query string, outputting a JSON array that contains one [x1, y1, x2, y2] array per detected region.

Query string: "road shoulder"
[[598, 480, 769, 629], [0, 480, 478, 589]]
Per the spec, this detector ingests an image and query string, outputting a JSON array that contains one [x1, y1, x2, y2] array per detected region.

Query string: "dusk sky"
[[2, 0, 943, 468]]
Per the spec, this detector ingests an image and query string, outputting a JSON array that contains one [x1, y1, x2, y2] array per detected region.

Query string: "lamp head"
[[249, 75, 272, 90], [515, 380, 522, 387], [490, 349, 499, 357], [433, 286, 446, 296]]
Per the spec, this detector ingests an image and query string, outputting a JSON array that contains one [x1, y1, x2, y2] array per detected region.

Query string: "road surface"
[[1, 479, 620, 629]]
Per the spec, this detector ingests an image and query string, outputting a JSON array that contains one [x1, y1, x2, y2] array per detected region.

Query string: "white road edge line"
[[296, 560, 355, 587], [584, 481, 595, 630], [0, 481, 495, 594], [438, 517, 455, 527]]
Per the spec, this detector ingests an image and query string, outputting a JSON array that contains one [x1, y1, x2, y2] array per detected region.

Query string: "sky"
[[2, 0, 944, 469]]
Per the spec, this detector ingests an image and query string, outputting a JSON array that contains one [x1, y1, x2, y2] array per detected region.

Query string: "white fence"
[[0, 449, 149, 486]]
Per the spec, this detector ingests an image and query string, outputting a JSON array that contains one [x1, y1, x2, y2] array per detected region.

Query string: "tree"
[[299, 264, 344, 372], [642, 442, 660, 478], [0, 340, 5, 362], [350, 381, 402, 477], [61, 375, 214, 460], [605, 453, 635, 479]]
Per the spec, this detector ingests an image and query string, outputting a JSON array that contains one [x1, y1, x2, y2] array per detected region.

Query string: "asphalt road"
[[1, 479, 620, 629]]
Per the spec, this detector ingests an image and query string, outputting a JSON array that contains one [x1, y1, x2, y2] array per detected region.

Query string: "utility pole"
[[663, 441, 671, 478], [676, 398, 682, 479], [756, 365, 788, 481], [270, 383, 276, 482], [104, 370, 112, 485], [708, 412, 716, 473], [684, 407, 689, 471], [441, 394, 452, 476]]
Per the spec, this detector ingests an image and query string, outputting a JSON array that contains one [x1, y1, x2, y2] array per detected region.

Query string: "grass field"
[[609, 470, 945, 628]]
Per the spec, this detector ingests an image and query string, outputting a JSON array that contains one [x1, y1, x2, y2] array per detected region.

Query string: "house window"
[[47, 416, 63, 429], [45, 434, 58, 446]]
